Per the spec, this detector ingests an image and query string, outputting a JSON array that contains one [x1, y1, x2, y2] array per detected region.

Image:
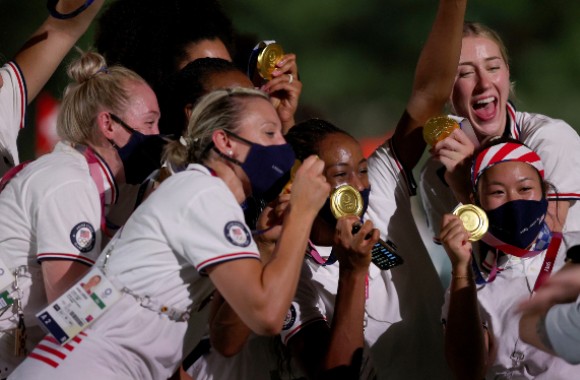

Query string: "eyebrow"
[[327, 158, 367, 169], [458, 56, 503, 67], [485, 177, 535, 186]]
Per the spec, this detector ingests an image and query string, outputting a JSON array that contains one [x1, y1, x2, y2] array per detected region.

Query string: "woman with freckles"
[[419, 22, 580, 246]]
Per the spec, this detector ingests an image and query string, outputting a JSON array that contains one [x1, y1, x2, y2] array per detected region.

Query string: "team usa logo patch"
[[70, 222, 96, 253], [282, 305, 297, 330], [224, 221, 251, 247]]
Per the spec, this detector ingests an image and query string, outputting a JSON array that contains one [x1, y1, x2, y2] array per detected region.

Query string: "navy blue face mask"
[[319, 187, 371, 227], [486, 198, 548, 249], [110, 114, 167, 185], [219, 130, 296, 203]]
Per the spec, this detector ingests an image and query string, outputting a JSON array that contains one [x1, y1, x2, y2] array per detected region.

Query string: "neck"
[[310, 218, 335, 246], [206, 158, 247, 204], [90, 142, 125, 184]]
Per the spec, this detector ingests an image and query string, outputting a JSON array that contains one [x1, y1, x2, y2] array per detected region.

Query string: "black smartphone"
[[371, 239, 403, 270], [351, 223, 403, 270]]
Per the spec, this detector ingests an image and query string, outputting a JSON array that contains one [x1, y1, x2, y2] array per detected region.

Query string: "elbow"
[[249, 313, 283, 336]]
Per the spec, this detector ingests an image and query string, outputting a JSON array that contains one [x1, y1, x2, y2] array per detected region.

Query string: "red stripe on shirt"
[[196, 252, 260, 271], [36, 344, 67, 359], [28, 352, 59, 368], [37, 253, 96, 265], [6, 61, 26, 129]]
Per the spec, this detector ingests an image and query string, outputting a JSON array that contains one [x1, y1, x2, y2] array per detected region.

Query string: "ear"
[[211, 129, 233, 156], [469, 191, 477, 205], [184, 104, 194, 123], [96, 112, 116, 140]]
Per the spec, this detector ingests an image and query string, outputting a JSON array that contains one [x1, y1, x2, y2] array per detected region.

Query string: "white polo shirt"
[[0, 61, 26, 177], [442, 243, 580, 379], [279, 244, 401, 379], [366, 139, 451, 379], [0, 141, 116, 377], [10, 164, 261, 380]]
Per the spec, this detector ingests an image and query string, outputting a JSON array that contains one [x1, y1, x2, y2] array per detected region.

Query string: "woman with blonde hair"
[[10, 87, 328, 380], [0, 50, 162, 377]]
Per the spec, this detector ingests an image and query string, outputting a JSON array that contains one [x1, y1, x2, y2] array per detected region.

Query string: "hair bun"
[[67, 51, 108, 84]]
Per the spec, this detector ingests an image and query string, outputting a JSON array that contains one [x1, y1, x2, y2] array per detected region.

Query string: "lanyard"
[[307, 241, 337, 266], [473, 232, 561, 291], [78, 146, 111, 238], [532, 232, 561, 292]]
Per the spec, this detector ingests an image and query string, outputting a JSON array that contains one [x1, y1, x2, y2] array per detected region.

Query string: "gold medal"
[[423, 116, 460, 146], [256, 42, 285, 81], [330, 184, 363, 219], [452, 204, 489, 241]]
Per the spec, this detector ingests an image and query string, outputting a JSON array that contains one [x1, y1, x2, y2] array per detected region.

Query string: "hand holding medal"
[[330, 184, 404, 270], [423, 116, 460, 146], [452, 204, 488, 241]]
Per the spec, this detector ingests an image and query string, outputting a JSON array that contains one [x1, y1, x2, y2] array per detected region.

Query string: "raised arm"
[[440, 214, 489, 379], [207, 156, 329, 335], [14, 0, 105, 103], [287, 218, 377, 379], [391, 0, 467, 170]]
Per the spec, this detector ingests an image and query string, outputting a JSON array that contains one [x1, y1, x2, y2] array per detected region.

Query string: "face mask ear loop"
[[212, 146, 243, 166]]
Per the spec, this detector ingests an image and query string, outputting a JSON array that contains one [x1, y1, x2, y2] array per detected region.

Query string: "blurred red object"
[[359, 132, 393, 158], [35, 91, 60, 157]]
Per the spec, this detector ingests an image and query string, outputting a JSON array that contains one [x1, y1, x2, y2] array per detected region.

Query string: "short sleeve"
[[280, 260, 327, 345], [166, 179, 260, 273], [35, 180, 102, 265], [519, 114, 580, 201], [0, 62, 26, 175], [366, 139, 408, 239]]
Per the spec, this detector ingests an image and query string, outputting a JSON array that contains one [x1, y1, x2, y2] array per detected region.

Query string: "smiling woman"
[[440, 137, 580, 379], [419, 21, 580, 249]]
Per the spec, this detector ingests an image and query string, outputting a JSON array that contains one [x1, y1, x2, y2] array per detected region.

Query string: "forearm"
[[393, 0, 467, 169], [42, 260, 91, 302], [256, 208, 316, 329], [519, 311, 556, 356], [445, 265, 488, 379], [16, 0, 105, 102], [209, 292, 252, 357], [323, 270, 367, 374]]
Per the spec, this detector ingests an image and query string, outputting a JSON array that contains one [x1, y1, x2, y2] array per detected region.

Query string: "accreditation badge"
[[0, 257, 12, 293], [36, 266, 122, 345]]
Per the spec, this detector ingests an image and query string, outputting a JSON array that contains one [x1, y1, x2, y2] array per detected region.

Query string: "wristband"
[[47, 0, 95, 20]]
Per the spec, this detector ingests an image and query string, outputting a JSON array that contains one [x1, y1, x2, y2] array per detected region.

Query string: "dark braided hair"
[[285, 118, 354, 160]]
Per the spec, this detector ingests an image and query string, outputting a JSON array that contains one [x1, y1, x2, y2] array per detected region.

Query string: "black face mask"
[[217, 130, 296, 203], [110, 114, 167, 185]]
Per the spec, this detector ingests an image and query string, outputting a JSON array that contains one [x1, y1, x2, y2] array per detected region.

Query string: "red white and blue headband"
[[471, 141, 544, 190]]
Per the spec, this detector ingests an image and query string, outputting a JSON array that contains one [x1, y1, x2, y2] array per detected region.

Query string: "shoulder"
[[517, 111, 577, 140]]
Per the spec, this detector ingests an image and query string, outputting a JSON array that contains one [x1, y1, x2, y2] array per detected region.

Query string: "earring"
[[228, 150, 233, 156]]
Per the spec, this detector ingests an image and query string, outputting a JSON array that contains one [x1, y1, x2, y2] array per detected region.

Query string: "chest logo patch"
[[224, 221, 251, 247], [70, 222, 96, 253], [282, 305, 297, 330]]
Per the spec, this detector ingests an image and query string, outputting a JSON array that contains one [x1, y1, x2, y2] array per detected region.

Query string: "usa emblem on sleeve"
[[282, 305, 297, 330], [224, 221, 251, 247], [70, 222, 96, 253]]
